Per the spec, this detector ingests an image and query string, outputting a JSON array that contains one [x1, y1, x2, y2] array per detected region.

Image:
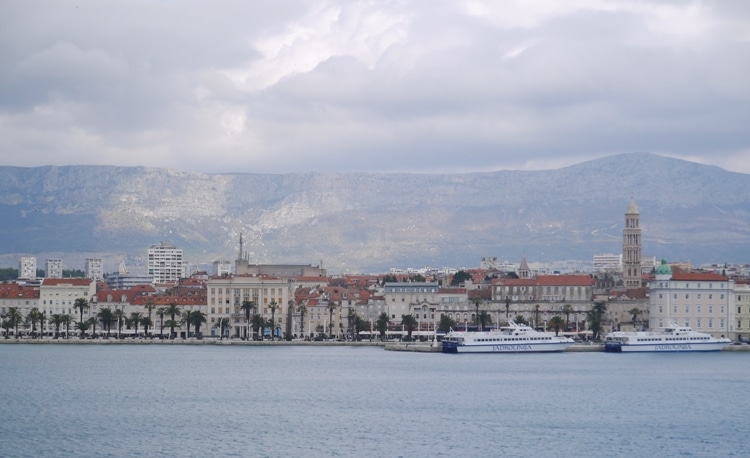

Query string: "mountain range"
[[1, 152, 749, 274]]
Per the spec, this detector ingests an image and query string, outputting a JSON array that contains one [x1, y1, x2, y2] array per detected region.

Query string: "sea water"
[[0, 344, 748, 457]]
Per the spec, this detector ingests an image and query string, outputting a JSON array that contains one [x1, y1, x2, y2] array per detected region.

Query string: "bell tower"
[[622, 198, 642, 288]]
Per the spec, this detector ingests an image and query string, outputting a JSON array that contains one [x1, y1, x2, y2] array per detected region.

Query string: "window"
[[685, 306, 689, 313], [708, 319, 713, 328]]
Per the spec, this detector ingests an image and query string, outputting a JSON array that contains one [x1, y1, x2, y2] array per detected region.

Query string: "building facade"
[[45, 258, 63, 279], [147, 242, 186, 285], [85, 258, 103, 281], [18, 256, 37, 279], [648, 260, 734, 338]]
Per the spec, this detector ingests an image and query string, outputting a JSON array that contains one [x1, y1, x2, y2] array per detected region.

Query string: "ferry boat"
[[604, 324, 731, 353], [442, 321, 575, 354]]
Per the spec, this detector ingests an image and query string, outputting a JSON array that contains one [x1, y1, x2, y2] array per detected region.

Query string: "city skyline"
[[1, 1, 749, 174]]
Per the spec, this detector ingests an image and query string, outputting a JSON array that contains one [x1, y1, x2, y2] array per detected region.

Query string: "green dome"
[[656, 259, 672, 275]]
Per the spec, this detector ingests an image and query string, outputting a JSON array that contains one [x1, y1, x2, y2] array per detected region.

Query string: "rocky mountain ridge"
[[1, 152, 749, 273]]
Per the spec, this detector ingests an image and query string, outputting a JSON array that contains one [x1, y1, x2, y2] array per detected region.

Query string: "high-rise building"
[[593, 253, 622, 272], [18, 256, 37, 279], [45, 258, 63, 278], [147, 241, 186, 285], [85, 258, 103, 281], [623, 198, 642, 288]]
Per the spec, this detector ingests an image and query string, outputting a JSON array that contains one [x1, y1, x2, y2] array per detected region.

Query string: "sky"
[[1, 0, 749, 175]]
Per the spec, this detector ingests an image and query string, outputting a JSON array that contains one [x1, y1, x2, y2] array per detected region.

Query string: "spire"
[[238, 233, 244, 261], [626, 197, 639, 215]]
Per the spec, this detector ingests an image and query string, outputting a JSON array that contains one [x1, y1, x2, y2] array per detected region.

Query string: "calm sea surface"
[[0, 344, 748, 457]]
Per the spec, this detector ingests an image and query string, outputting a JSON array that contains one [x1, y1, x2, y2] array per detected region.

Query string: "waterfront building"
[[648, 260, 734, 338], [18, 256, 37, 280], [0, 283, 40, 334], [206, 274, 292, 339], [85, 258, 103, 281], [147, 241, 186, 285], [45, 258, 63, 279], [623, 198, 642, 288], [383, 282, 470, 336], [734, 281, 750, 341]]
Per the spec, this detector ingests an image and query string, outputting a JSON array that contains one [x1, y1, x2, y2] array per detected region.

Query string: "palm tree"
[[113, 308, 125, 338], [165, 302, 181, 339], [144, 301, 155, 338], [215, 317, 230, 340], [140, 316, 153, 337], [87, 316, 99, 338], [514, 315, 529, 326], [297, 304, 307, 337], [438, 314, 457, 332], [548, 315, 565, 336], [588, 301, 608, 341], [376, 312, 389, 341], [269, 301, 279, 340], [26, 307, 43, 338], [156, 307, 167, 338], [3, 307, 23, 338], [326, 301, 337, 338], [49, 313, 65, 339], [628, 307, 642, 330], [61, 314, 73, 339], [129, 312, 143, 337], [188, 310, 207, 338], [75, 320, 90, 339], [240, 300, 255, 340], [1, 318, 12, 339], [251, 313, 265, 340], [471, 296, 483, 327], [401, 314, 418, 340], [73, 298, 89, 323], [97, 308, 114, 338], [478, 311, 492, 332], [505, 296, 511, 322], [562, 304, 574, 332]]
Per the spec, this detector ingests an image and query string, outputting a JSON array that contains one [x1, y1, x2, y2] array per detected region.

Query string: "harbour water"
[[1, 344, 748, 457]]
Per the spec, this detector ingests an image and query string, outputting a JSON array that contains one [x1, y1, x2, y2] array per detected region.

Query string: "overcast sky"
[[1, 0, 749, 174]]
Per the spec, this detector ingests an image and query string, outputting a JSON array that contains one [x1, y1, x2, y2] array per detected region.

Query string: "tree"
[[87, 316, 99, 338], [97, 308, 114, 338], [156, 307, 167, 338], [144, 301, 155, 338], [514, 315, 529, 326], [478, 311, 492, 332], [26, 307, 44, 338], [628, 307, 642, 330], [165, 302, 181, 339], [562, 304, 574, 332], [376, 312, 390, 341], [251, 314, 265, 340], [296, 304, 307, 337], [215, 317, 231, 340], [588, 301, 608, 341], [73, 298, 89, 323], [438, 314, 457, 332], [548, 315, 565, 336], [240, 300, 255, 340], [61, 314, 73, 339], [49, 313, 65, 339], [75, 320, 90, 339], [471, 296, 483, 327], [3, 307, 23, 338], [450, 270, 472, 286], [505, 296, 511, 321], [381, 274, 398, 285], [1, 318, 11, 339], [401, 314, 418, 340], [113, 308, 125, 338], [129, 312, 143, 337], [188, 310, 207, 338], [269, 301, 279, 340]]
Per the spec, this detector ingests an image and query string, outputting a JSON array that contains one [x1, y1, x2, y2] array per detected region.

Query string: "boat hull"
[[605, 341, 729, 353], [442, 341, 572, 354]]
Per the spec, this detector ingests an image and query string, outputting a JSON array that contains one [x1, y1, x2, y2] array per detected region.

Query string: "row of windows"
[[655, 282, 725, 289], [658, 293, 725, 300], [658, 305, 725, 314]]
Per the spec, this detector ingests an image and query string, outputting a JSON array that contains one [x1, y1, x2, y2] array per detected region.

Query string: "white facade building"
[[45, 258, 63, 279], [85, 258, 103, 281], [18, 256, 37, 279], [147, 241, 186, 285], [593, 254, 622, 272], [648, 260, 734, 339]]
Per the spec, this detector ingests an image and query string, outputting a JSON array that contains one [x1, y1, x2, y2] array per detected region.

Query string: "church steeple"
[[623, 198, 642, 288]]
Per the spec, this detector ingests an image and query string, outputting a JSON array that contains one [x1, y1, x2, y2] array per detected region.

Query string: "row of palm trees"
[[0, 298, 209, 340]]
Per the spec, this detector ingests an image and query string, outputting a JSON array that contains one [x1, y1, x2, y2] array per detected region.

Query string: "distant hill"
[[1, 153, 749, 273]]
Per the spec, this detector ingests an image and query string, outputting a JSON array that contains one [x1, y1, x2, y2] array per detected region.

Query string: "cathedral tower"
[[622, 198, 642, 288]]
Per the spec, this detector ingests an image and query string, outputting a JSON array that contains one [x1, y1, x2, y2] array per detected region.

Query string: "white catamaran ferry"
[[442, 321, 574, 354], [604, 323, 731, 353]]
